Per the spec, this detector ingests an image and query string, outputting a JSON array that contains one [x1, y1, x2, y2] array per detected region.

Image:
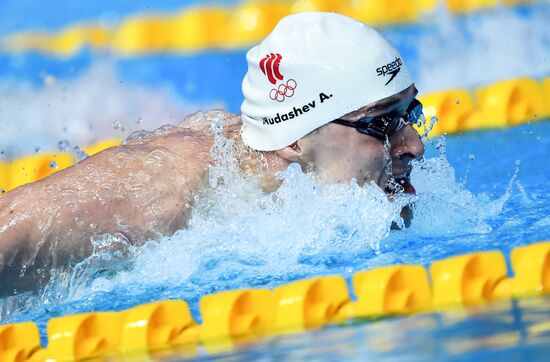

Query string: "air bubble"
[[49, 161, 58, 169], [468, 154, 475, 160], [34, 147, 41, 153]]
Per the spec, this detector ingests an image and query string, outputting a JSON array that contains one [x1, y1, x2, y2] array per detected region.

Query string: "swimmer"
[[0, 12, 424, 295]]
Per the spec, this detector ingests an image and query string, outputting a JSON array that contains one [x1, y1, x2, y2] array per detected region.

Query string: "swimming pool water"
[[180, 296, 550, 362], [1, 119, 549, 361], [1, 3, 549, 360]]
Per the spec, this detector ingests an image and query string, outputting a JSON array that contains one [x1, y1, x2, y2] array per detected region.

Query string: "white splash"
[[0, 114, 514, 322], [50, 127, 505, 304]]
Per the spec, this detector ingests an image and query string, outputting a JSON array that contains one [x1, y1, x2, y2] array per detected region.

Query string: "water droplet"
[[57, 139, 70, 152], [34, 147, 41, 153], [434, 136, 446, 155], [0, 188, 5, 193], [49, 161, 58, 169], [136, 117, 143, 124], [113, 120, 122, 130], [456, 100, 460, 104], [73, 146, 88, 161]]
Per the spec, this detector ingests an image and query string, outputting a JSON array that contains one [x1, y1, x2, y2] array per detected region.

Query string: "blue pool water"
[[181, 297, 550, 361], [1, 1, 550, 360]]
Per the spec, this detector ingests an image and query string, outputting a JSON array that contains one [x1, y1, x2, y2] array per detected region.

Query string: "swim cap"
[[241, 12, 414, 151]]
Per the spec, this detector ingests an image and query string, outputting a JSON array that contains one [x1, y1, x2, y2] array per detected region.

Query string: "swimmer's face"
[[280, 84, 424, 220]]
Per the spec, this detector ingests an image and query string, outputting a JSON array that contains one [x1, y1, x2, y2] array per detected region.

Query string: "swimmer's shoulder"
[[108, 110, 242, 172]]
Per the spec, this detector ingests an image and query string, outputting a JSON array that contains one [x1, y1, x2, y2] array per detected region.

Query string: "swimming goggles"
[[331, 99, 423, 141]]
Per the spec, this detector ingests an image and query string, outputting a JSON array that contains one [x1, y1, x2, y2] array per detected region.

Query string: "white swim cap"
[[241, 12, 414, 151]]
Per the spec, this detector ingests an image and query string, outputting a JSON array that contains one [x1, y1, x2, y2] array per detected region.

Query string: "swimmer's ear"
[[276, 141, 303, 161]]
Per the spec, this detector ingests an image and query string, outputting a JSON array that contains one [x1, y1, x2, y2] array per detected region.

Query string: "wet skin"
[[0, 85, 424, 295], [279, 84, 424, 227], [0, 124, 216, 295], [285, 84, 424, 196]]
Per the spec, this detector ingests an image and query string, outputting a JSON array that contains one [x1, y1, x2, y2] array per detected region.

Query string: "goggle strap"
[[331, 119, 361, 128]]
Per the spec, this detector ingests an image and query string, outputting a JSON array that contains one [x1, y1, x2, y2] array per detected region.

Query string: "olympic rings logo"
[[269, 79, 297, 102]]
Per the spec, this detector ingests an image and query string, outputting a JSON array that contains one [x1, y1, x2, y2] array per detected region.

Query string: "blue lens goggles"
[[331, 99, 423, 141]]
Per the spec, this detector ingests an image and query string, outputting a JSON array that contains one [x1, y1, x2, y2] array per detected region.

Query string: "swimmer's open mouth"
[[384, 174, 416, 197], [386, 174, 415, 229], [399, 176, 416, 195]]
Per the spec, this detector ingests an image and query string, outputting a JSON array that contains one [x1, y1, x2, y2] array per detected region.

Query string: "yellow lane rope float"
[[0, 240, 549, 361], [1, 75, 549, 193], [1, 0, 537, 56]]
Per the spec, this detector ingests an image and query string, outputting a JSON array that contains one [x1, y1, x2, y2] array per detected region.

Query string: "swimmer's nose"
[[389, 125, 425, 162]]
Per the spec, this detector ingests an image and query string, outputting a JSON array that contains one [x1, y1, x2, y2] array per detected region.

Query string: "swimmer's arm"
[[0, 185, 47, 294], [0, 130, 212, 294]]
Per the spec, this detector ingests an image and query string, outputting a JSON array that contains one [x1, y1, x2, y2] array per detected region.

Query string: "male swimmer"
[[0, 12, 424, 295]]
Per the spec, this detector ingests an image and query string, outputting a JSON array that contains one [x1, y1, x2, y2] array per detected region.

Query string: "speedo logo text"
[[376, 57, 402, 86]]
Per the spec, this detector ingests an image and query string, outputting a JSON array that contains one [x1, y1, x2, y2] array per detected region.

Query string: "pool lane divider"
[[419, 77, 550, 136], [0, 139, 121, 193], [1, 75, 549, 193], [1, 0, 537, 56], [1, 240, 549, 361]]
